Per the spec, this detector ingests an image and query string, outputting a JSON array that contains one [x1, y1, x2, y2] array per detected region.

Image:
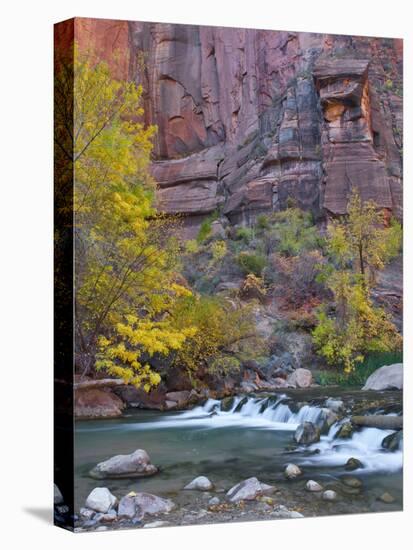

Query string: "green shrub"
[[196, 211, 219, 243], [235, 226, 254, 244], [237, 251, 267, 276], [256, 214, 270, 230], [211, 240, 227, 263], [185, 239, 199, 254]]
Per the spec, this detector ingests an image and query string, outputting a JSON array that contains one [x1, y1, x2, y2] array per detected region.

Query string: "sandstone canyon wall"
[[74, 18, 403, 228]]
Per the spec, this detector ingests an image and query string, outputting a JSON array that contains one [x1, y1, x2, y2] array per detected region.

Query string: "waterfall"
[[128, 395, 330, 431]]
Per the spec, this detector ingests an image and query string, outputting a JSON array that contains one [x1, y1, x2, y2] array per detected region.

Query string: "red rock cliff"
[[71, 18, 403, 225]]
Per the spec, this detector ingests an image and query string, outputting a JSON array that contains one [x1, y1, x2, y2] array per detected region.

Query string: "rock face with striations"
[[69, 19, 402, 228]]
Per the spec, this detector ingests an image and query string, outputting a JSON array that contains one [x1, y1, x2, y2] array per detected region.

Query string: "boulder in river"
[[305, 480, 323, 492], [184, 476, 214, 491], [362, 363, 403, 391], [75, 388, 125, 419], [134, 492, 175, 516], [345, 457, 364, 471], [90, 449, 158, 479], [287, 368, 313, 389], [322, 490, 337, 501], [165, 390, 191, 408], [294, 421, 320, 445], [284, 463, 302, 480], [85, 487, 117, 513], [335, 421, 354, 439], [325, 398, 345, 413], [226, 477, 275, 502], [382, 430, 403, 451]]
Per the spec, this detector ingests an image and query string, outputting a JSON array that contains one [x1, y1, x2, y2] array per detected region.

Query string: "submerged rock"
[[226, 477, 274, 502], [382, 430, 403, 451], [90, 449, 158, 479], [208, 496, 220, 506], [345, 457, 364, 471], [284, 463, 302, 480], [341, 476, 363, 489], [294, 422, 320, 445], [184, 476, 214, 491], [378, 492, 395, 504], [322, 490, 337, 501], [305, 480, 323, 492], [362, 363, 403, 391], [85, 488, 117, 513], [134, 493, 175, 516]]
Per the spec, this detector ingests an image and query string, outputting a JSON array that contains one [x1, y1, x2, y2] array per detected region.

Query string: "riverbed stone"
[[322, 490, 337, 501], [305, 480, 323, 492], [96, 509, 117, 523], [79, 507, 96, 520], [287, 368, 313, 388], [208, 496, 220, 506], [85, 488, 117, 513], [284, 463, 303, 480], [143, 520, 171, 528], [184, 476, 214, 491], [90, 449, 158, 479], [134, 493, 175, 516], [362, 363, 403, 391], [294, 421, 320, 445], [382, 430, 403, 451], [226, 477, 275, 502], [378, 492, 395, 504], [319, 408, 339, 432], [341, 476, 363, 488], [272, 505, 304, 519], [118, 495, 138, 519], [345, 457, 364, 471]]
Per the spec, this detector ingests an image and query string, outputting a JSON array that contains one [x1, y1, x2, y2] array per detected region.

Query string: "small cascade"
[[131, 394, 329, 431], [299, 422, 403, 473]]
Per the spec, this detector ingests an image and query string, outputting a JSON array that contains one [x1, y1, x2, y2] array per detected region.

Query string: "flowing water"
[[75, 389, 403, 518]]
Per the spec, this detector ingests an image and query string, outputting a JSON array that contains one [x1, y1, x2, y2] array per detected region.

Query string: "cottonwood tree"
[[313, 189, 402, 372]]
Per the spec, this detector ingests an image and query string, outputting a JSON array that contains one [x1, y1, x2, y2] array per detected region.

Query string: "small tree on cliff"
[[312, 189, 402, 372], [55, 49, 197, 387]]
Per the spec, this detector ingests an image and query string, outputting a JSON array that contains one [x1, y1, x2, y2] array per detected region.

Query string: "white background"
[[0, 0, 411, 548]]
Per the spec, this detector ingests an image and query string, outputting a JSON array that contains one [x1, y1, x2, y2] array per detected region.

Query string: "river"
[[75, 388, 403, 524]]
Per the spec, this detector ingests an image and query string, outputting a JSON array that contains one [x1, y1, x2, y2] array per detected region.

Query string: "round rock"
[[305, 480, 323, 492], [284, 463, 303, 480], [184, 476, 214, 491]]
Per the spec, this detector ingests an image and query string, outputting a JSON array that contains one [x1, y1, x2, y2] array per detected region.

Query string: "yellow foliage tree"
[[55, 48, 196, 387], [313, 189, 402, 372]]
